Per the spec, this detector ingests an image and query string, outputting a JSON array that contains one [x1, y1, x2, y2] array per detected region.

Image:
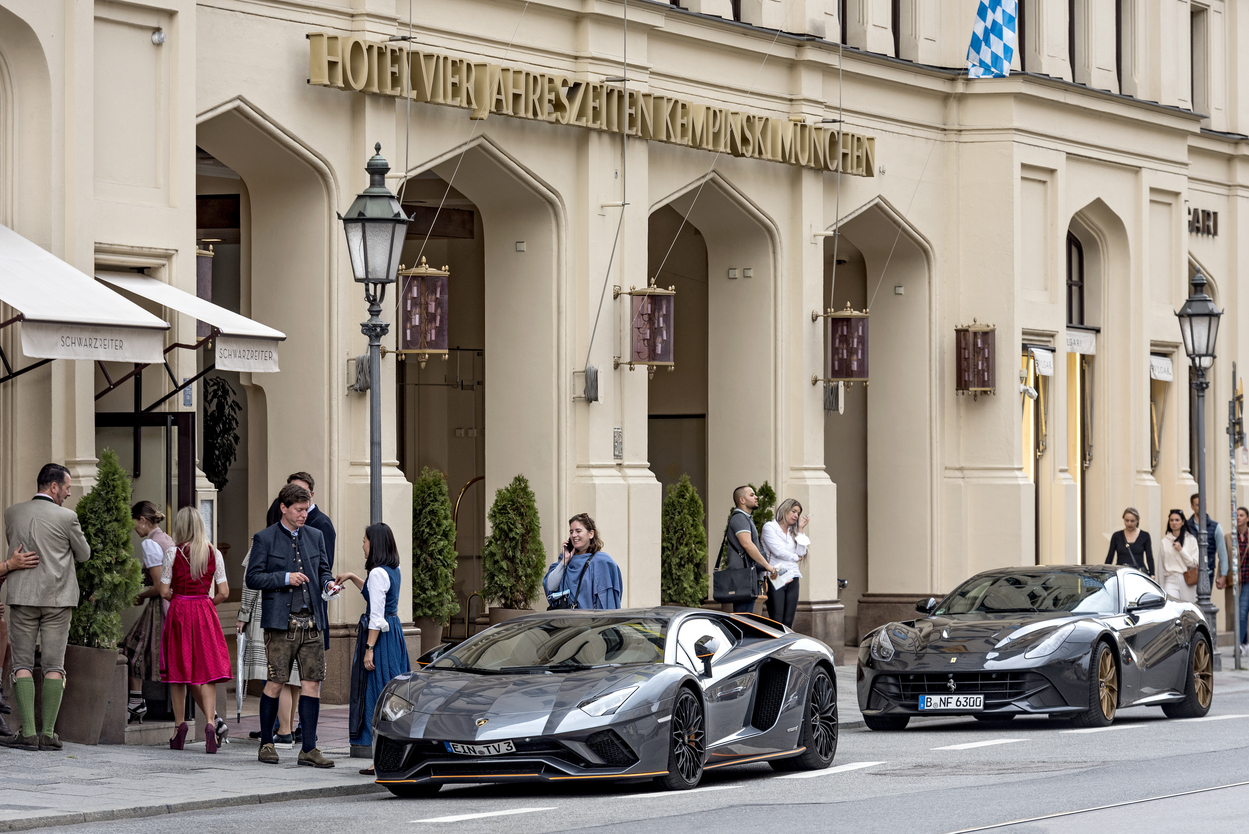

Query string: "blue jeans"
[[1239, 587, 1249, 645]]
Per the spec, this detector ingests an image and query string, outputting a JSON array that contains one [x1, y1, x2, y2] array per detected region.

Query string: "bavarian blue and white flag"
[[966, 0, 1017, 78]]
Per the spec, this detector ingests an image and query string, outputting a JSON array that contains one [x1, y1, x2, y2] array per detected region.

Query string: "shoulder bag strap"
[[570, 553, 596, 607]]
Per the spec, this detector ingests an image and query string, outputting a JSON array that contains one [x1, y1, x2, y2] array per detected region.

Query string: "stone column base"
[[323, 622, 421, 705], [793, 600, 846, 664], [857, 593, 938, 644]]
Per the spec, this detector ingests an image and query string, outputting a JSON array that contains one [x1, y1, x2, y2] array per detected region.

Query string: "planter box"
[[57, 645, 122, 745], [487, 608, 534, 626], [414, 617, 444, 655]]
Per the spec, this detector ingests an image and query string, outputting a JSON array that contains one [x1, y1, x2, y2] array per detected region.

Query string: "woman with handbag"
[[543, 514, 622, 610], [1160, 509, 1199, 603], [760, 498, 809, 628], [1104, 507, 1154, 577]]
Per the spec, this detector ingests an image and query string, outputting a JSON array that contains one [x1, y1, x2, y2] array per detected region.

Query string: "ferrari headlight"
[[1024, 624, 1076, 659], [578, 686, 639, 717], [870, 627, 896, 662], [380, 692, 415, 722]]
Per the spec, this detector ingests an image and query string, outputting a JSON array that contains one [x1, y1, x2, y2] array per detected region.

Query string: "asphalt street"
[[37, 673, 1249, 834]]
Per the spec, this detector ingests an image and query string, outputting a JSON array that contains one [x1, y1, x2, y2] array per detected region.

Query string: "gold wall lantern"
[[812, 303, 869, 388], [396, 257, 450, 369], [195, 246, 214, 339], [954, 320, 996, 399], [613, 285, 676, 379]]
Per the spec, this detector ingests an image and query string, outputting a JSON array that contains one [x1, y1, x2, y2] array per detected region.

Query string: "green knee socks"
[[13, 677, 35, 738], [41, 678, 64, 738]]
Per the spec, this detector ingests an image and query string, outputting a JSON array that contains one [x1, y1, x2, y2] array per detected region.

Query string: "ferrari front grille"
[[751, 660, 791, 730], [586, 730, 639, 767], [894, 672, 1033, 706]]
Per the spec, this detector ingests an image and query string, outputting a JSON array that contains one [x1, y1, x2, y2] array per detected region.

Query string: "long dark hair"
[[1168, 510, 1189, 546], [365, 523, 400, 572], [568, 513, 604, 553]]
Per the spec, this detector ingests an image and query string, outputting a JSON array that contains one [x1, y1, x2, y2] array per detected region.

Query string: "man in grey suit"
[[1, 464, 90, 751], [245, 483, 337, 767]]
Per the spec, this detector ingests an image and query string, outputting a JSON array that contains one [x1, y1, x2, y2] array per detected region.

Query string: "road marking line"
[[1178, 713, 1249, 723], [638, 785, 735, 798], [933, 739, 1026, 751], [776, 760, 887, 779], [411, 808, 556, 824], [1060, 724, 1147, 734]]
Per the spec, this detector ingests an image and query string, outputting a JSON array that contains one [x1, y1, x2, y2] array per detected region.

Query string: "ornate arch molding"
[[832, 194, 936, 276], [648, 170, 783, 257]]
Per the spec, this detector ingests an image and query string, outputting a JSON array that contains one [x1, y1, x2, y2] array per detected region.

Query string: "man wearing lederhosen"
[[245, 483, 337, 767]]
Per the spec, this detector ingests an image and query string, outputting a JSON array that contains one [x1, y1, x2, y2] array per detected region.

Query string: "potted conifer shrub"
[[411, 468, 460, 653], [661, 475, 708, 607], [481, 474, 546, 624], [62, 449, 143, 744]]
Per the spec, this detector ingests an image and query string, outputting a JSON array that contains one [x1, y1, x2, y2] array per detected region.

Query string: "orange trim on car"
[[548, 770, 669, 780], [704, 748, 803, 769]]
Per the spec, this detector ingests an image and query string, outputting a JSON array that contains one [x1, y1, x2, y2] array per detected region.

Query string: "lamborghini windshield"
[[430, 616, 668, 672], [936, 571, 1118, 616]]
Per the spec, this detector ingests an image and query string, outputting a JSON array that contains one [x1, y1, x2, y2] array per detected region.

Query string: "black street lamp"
[[1177, 271, 1222, 669], [339, 144, 410, 524]]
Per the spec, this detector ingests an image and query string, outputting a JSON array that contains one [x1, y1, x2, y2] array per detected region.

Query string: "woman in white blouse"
[[1160, 509, 1199, 603], [121, 501, 175, 724], [761, 499, 810, 628]]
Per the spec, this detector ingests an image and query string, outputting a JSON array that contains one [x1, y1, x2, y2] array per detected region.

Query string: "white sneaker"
[[274, 733, 295, 749], [1239, 644, 1248, 654]]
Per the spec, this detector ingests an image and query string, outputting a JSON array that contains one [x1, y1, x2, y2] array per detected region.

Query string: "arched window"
[[1066, 232, 1085, 326]]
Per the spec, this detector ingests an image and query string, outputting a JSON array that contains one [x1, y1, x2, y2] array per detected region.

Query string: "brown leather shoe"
[[38, 733, 61, 751], [0, 733, 39, 752], [258, 743, 280, 764], [297, 747, 335, 768]]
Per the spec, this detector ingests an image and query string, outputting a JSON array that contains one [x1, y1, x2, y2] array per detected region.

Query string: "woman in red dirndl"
[[160, 507, 231, 752]]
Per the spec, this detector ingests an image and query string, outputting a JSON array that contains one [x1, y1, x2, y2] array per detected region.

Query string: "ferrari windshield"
[[430, 616, 667, 672], [936, 571, 1118, 616]]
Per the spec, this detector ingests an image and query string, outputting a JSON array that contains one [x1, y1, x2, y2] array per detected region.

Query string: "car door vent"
[[586, 730, 639, 766], [751, 659, 791, 731]]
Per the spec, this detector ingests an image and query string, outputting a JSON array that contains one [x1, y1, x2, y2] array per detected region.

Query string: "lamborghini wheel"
[[655, 688, 705, 791], [1163, 631, 1213, 719], [770, 666, 837, 771]]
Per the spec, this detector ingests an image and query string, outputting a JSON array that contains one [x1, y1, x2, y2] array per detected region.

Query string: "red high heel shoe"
[[170, 721, 188, 750], [205, 724, 218, 754]]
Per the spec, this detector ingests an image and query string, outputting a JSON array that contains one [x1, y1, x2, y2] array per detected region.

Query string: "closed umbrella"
[[235, 631, 247, 723]]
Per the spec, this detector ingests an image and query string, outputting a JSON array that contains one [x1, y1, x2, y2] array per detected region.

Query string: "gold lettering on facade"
[[306, 34, 876, 177]]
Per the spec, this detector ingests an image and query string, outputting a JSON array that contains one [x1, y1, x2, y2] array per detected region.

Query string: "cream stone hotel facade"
[[1, 0, 1248, 686]]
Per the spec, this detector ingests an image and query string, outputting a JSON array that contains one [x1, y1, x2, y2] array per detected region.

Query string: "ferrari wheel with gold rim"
[[1163, 631, 1214, 719], [1073, 641, 1117, 728]]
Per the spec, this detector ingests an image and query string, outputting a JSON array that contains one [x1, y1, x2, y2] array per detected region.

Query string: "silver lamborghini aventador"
[[371, 608, 839, 796]]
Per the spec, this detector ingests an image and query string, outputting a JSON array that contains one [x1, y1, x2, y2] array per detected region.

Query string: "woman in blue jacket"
[[543, 513, 623, 610]]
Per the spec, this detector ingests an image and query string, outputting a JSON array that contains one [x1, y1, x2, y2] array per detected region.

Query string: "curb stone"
[[0, 782, 387, 833]]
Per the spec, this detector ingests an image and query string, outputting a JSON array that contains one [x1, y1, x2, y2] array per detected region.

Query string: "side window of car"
[[1123, 573, 1164, 609], [674, 619, 735, 673]]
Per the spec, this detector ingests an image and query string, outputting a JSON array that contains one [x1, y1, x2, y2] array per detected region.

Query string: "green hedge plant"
[[481, 474, 546, 610], [69, 449, 143, 649], [661, 475, 708, 607], [411, 467, 460, 626]]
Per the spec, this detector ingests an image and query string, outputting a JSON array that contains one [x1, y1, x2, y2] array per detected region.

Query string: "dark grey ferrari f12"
[[858, 566, 1214, 730], [371, 608, 838, 797]]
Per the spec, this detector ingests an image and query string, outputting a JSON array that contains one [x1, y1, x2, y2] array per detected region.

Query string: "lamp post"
[[1177, 271, 1222, 669], [339, 144, 410, 524]]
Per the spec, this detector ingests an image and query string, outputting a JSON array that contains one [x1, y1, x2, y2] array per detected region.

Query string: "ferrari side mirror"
[[693, 636, 721, 677], [915, 597, 937, 615], [1126, 592, 1166, 615]]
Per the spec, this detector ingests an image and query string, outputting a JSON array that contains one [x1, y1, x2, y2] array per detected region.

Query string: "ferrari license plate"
[[918, 695, 984, 711], [446, 740, 516, 756]]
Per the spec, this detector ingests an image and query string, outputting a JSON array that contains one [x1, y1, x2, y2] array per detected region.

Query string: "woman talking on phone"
[[543, 514, 623, 610]]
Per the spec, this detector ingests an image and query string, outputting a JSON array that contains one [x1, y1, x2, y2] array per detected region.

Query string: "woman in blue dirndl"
[[336, 523, 410, 770]]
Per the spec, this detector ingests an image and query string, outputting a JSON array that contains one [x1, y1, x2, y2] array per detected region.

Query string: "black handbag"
[[711, 526, 758, 603], [548, 553, 596, 610]]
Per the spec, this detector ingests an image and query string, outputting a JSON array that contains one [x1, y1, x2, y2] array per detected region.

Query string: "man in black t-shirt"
[[727, 486, 778, 614]]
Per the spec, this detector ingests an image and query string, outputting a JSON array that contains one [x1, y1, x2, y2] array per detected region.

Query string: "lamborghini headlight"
[[870, 627, 896, 662], [578, 686, 639, 717], [1024, 624, 1076, 659], [380, 691, 415, 722]]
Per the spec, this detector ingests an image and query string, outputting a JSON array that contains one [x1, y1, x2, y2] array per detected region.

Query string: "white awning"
[[1065, 329, 1097, 355], [1150, 355, 1173, 381], [1029, 348, 1054, 377], [97, 272, 285, 373], [0, 224, 168, 363]]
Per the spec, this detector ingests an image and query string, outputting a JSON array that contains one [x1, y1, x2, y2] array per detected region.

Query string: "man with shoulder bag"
[[712, 486, 777, 614]]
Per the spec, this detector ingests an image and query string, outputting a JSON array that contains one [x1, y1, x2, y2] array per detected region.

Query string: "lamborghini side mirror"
[[693, 636, 721, 677], [916, 597, 937, 615]]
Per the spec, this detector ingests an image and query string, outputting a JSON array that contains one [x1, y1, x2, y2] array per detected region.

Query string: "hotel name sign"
[[307, 34, 876, 177]]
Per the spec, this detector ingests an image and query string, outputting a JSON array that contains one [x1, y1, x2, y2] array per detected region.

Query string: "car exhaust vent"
[[751, 659, 791, 731], [586, 730, 639, 767], [375, 737, 410, 773]]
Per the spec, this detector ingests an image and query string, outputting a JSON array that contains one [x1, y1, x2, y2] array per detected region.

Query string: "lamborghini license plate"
[[446, 740, 516, 756], [918, 695, 983, 711]]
